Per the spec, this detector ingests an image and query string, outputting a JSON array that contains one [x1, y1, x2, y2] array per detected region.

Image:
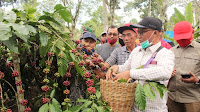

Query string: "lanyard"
[[142, 46, 163, 69]]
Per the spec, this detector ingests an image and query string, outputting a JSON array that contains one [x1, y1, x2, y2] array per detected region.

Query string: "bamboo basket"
[[100, 79, 137, 112]]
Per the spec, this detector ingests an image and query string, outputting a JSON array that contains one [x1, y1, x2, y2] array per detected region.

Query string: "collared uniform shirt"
[[106, 46, 130, 66], [168, 40, 200, 103], [118, 42, 175, 112]]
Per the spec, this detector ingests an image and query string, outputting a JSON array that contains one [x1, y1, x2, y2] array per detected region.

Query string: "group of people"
[[74, 17, 200, 112]]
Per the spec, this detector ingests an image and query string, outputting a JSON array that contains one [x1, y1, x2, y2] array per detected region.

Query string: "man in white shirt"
[[106, 17, 175, 112]]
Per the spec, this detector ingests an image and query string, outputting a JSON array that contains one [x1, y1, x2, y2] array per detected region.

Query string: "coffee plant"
[[0, 4, 110, 112]]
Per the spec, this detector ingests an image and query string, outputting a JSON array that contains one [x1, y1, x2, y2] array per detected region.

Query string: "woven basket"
[[100, 79, 137, 112]]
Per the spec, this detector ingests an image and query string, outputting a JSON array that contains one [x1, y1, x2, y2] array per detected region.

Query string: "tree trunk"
[[149, 0, 151, 16], [103, 0, 108, 31], [108, 0, 116, 26], [163, 0, 168, 31], [11, 52, 25, 112], [72, 23, 76, 38]]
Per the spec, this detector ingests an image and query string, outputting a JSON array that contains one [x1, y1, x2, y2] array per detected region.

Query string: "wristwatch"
[[195, 78, 200, 85]]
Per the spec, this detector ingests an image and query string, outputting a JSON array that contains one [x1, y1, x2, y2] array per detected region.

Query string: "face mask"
[[141, 40, 152, 49], [119, 38, 125, 46], [107, 38, 118, 45], [101, 39, 106, 44], [140, 31, 155, 49], [177, 39, 191, 48], [82, 48, 95, 55]]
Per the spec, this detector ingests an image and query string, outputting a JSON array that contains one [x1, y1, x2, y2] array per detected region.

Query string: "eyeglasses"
[[108, 32, 118, 36], [138, 30, 153, 35]]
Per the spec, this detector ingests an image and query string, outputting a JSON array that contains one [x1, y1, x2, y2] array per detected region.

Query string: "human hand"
[[106, 65, 118, 80], [85, 59, 95, 68], [113, 70, 130, 81], [171, 69, 176, 77], [180, 72, 199, 83]]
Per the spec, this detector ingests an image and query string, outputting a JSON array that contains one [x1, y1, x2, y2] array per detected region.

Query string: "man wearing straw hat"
[[106, 17, 175, 112]]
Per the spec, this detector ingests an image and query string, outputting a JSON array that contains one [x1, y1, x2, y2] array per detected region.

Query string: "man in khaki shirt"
[[168, 21, 200, 112]]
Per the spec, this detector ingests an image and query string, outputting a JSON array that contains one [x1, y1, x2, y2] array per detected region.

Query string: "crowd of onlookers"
[[70, 17, 200, 112]]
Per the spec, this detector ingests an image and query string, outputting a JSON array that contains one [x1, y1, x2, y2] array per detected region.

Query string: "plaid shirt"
[[106, 46, 130, 66], [118, 42, 175, 112]]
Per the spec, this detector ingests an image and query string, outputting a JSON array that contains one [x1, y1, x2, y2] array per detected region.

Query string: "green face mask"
[[141, 40, 152, 49], [140, 31, 155, 49]]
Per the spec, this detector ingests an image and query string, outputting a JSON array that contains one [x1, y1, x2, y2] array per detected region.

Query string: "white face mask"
[[140, 31, 155, 49]]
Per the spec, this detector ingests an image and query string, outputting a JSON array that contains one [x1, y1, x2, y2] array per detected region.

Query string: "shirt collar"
[[124, 44, 138, 53], [121, 46, 129, 53], [139, 42, 162, 53]]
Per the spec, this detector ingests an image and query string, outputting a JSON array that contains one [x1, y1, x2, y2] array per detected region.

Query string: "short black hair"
[[107, 25, 118, 33]]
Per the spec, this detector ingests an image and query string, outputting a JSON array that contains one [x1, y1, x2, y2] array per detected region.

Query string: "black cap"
[[130, 17, 162, 32], [81, 32, 97, 41], [118, 23, 138, 34]]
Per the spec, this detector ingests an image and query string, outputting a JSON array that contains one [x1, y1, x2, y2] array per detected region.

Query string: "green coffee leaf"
[[0, 22, 12, 41], [57, 54, 68, 77], [55, 39, 65, 50], [4, 11, 16, 23], [82, 101, 92, 108], [52, 98, 62, 112], [135, 83, 146, 111], [82, 108, 92, 112], [50, 89, 55, 98], [136, 65, 144, 69], [14, 31, 30, 42], [38, 25, 52, 34], [76, 98, 89, 103], [96, 90, 101, 99], [49, 103, 56, 112], [39, 15, 61, 25], [156, 83, 168, 99], [68, 105, 82, 112], [118, 78, 127, 83], [25, 25, 37, 34], [27, 7, 36, 14], [11, 23, 29, 35], [39, 103, 49, 112], [74, 61, 84, 77], [54, 4, 66, 11], [2, 36, 18, 53], [57, 9, 71, 22], [149, 82, 159, 93], [144, 83, 156, 100], [39, 31, 48, 46], [19, 11, 26, 20], [96, 106, 104, 112]]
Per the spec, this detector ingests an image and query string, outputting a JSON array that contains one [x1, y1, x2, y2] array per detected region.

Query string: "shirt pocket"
[[184, 53, 200, 66]]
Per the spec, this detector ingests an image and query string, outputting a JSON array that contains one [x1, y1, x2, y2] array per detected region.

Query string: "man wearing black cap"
[[106, 17, 175, 112]]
